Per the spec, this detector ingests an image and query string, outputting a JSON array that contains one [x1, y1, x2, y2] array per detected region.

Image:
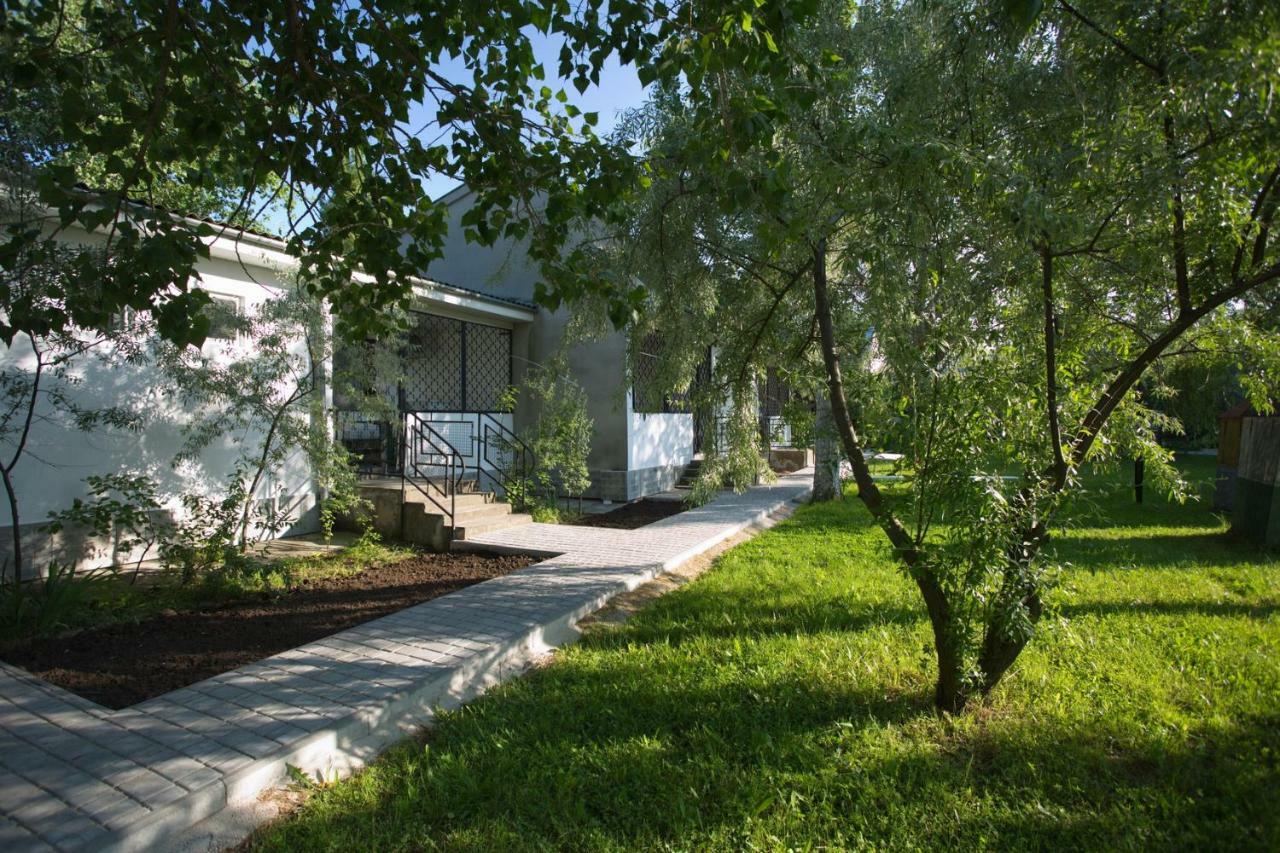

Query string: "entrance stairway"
[[404, 485, 533, 548], [674, 457, 703, 492], [339, 411, 537, 551], [348, 477, 532, 551]]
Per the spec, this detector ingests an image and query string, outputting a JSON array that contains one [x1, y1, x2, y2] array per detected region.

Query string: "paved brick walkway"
[[0, 472, 810, 852]]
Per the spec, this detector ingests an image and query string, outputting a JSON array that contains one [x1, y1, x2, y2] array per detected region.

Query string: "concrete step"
[[452, 513, 534, 540], [451, 501, 516, 523], [403, 476, 483, 492], [402, 490, 495, 509], [676, 460, 703, 488]]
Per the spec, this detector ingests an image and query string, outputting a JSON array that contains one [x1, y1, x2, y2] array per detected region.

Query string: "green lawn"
[[254, 458, 1279, 851]]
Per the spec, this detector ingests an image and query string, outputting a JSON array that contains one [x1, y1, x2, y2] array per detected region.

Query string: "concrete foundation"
[[581, 462, 686, 502], [769, 447, 814, 473]]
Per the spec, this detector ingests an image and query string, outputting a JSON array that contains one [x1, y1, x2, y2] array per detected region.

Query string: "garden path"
[[0, 471, 811, 852]]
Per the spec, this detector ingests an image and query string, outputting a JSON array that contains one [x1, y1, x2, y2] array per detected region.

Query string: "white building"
[[1, 194, 702, 575]]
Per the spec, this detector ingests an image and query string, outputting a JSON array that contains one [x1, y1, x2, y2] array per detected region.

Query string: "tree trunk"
[[933, 628, 968, 713], [2, 466, 22, 588], [811, 391, 842, 502], [810, 239, 971, 713]]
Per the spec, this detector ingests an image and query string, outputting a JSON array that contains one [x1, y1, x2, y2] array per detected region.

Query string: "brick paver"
[[0, 472, 811, 852]]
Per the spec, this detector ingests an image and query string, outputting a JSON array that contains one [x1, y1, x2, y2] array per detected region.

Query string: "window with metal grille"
[[632, 331, 666, 413], [399, 311, 512, 412], [632, 333, 703, 414]]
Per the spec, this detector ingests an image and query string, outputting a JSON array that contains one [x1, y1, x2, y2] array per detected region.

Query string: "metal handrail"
[[477, 412, 534, 502], [402, 412, 466, 527]]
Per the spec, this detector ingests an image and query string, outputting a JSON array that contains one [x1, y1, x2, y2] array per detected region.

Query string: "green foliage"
[[41, 474, 163, 577], [578, 0, 1280, 710], [155, 478, 255, 584], [529, 503, 568, 525], [504, 361, 593, 517], [250, 459, 1279, 851], [1145, 357, 1243, 449], [280, 529, 410, 578], [0, 563, 117, 643], [779, 395, 815, 448], [0, 0, 769, 345], [690, 387, 774, 506]]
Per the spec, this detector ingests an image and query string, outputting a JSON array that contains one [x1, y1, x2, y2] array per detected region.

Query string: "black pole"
[[1134, 457, 1144, 504]]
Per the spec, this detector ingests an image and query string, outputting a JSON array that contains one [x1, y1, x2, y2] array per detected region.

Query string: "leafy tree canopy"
[[0, 0, 810, 347]]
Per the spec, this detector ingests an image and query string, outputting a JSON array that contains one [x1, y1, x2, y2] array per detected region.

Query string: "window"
[[632, 332, 697, 414], [203, 293, 244, 341], [398, 311, 512, 412]]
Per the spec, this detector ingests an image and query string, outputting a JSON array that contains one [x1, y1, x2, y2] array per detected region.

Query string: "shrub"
[[0, 563, 116, 643]]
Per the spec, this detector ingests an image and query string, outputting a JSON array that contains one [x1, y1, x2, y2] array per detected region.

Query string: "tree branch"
[[1055, 0, 1162, 75], [1070, 260, 1280, 465], [1041, 247, 1066, 487]]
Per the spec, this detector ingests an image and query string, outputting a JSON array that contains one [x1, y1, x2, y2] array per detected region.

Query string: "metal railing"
[[403, 412, 465, 527], [476, 412, 534, 504]]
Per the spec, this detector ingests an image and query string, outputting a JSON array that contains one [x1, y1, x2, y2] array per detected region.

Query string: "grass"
[[0, 532, 416, 643], [253, 457, 1279, 851]]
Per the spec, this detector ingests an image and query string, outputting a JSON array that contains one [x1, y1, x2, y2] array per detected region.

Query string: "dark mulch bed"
[[569, 498, 688, 530], [1, 550, 537, 709]]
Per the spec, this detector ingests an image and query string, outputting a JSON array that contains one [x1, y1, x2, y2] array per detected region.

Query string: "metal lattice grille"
[[466, 323, 512, 412], [632, 331, 697, 414], [399, 312, 512, 412], [402, 314, 463, 411], [632, 331, 663, 413], [424, 421, 475, 457]]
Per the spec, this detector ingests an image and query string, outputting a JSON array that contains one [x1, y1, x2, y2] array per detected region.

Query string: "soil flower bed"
[[569, 498, 688, 530], [2, 550, 538, 709]]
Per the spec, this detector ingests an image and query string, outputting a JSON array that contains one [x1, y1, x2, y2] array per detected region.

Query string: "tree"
[[0, 0, 801, 351], [811, 390, 841, 502], [571, 0, 1280, 712]]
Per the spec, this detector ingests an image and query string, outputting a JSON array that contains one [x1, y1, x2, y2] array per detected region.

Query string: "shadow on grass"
[[607, 592, 925, 646], [1048, 530, 1273, 571], [1057, 599, 1278, 620], [253, 659, 1280, 851], [924, 711, 1280, 850], [249, 665, 939, 848]]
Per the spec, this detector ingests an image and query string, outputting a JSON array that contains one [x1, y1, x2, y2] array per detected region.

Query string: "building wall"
[[1233, 416, 1280, 546], [628, 411, 694, 471], [0, 226, 319, 577], [421, 189, 632, 486]]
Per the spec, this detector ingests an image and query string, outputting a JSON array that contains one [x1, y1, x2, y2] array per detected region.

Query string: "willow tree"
[[577, 0, 1280, 712]]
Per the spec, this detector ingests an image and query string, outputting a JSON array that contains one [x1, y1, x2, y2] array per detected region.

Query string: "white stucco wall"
[[626, 390, 694, 471], [0, 224, 317, 572]]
